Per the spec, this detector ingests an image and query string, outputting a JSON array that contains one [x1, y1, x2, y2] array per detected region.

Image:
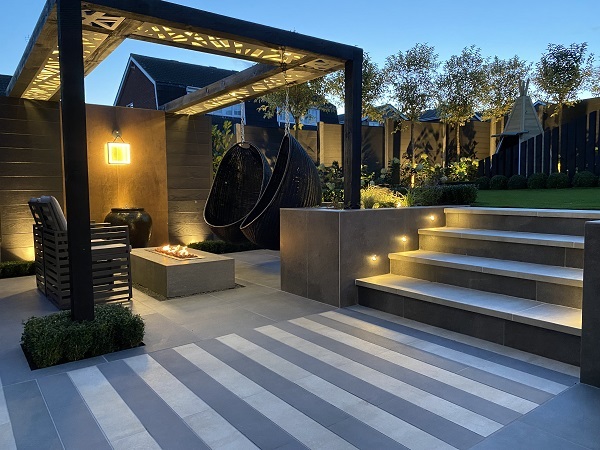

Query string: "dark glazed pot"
[[104, 208, 152, 248]]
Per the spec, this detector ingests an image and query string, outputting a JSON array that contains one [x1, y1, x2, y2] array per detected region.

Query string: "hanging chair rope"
[[240, 101, 246, 143]]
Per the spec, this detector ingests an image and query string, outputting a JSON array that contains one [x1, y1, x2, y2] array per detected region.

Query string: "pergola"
[[8, 0, 363, 320]]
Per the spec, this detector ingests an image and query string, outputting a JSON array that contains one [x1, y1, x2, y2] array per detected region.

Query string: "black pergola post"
[[343, 49, 363, 209], [57, 0, 94, 321]]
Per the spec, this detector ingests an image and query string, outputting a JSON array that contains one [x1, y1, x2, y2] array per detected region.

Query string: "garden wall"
[[0, 99, 213, 260], [280, 206, 447, 307]]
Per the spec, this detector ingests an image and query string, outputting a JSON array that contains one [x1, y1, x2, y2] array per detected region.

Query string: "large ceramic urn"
[[104, 208, 152, 248]]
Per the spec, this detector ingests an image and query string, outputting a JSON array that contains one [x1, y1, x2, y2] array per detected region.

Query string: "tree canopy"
[[324, 53, 385, 121], [482, 55, 531, 120], [533, 43, 595, 115]]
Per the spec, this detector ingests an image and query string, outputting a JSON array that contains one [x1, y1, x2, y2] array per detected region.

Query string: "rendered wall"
[[86, 104, 169, 246]]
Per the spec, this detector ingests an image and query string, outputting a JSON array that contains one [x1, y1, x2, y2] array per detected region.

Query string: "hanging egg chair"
[[203, 142, 271, 243], [240, 134, 322, 250]]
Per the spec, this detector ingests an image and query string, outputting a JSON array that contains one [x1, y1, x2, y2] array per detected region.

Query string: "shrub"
[[572, 170, 598, 188], [490, 175, 508, 190], [527, 173, 548, 189], [411, 186, 443, 206], [361, 185, 404, 208], [475, 176, 490, 190], [21, 304, 144, 369], [0, 261, 35, 279], [447, 157, 479, 182], [188, 240, 259, 254], [547, 172, 570, 189], [508, 174, 528, 190], [411, 184, 477, 206]]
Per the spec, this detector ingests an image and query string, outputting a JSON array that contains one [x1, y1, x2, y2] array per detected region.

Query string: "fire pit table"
[[130, 246, 235, 298]]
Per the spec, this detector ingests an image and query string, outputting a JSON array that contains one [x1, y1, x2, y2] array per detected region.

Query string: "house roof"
[[0, 75, 12, 96], [130, 54, 237, 89], [419, 109, 482, 122]]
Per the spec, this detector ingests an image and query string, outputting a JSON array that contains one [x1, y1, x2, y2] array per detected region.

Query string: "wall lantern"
[[107, 130, 131, 165]]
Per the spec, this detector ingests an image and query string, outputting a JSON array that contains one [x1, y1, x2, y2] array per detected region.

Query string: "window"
[[277, 107, 320, 127], [126, 102, 134, 108]]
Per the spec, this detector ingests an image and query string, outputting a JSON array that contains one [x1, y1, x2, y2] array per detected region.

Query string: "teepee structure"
[[493, 80, 544, 170]]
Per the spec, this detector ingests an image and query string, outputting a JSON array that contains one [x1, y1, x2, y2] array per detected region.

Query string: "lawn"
[[474, 188, 600, 209]]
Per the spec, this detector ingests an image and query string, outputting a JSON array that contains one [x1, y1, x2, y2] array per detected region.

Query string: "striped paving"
[[0, 308, 578, 450]]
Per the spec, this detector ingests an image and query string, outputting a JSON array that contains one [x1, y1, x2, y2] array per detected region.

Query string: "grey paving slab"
[[37, 373, 111, 450], [326, 416, 408, 450], [99, 360, 209, 450], [3, 380, 62, 450], [304, 315, 524, 423], [139, 313, 200, 351], [339, 308, 579, 386], [471, 421, 589, 450], [520, 384, 600, 449], [241, 328, 483, 449], [198, 339, 350, 427], [152, 348, 302, 450], [238, 290, 336, 322]]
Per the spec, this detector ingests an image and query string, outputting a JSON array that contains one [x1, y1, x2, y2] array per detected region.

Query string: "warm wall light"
[[400, 235, 408, 243], [107, 130, 131, 164], [371, 255, 378, 261], [429, 214, 436, 221]]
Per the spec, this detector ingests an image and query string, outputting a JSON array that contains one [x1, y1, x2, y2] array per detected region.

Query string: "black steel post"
[[57, 0, 94, 321], [343, 49, 363, 209]]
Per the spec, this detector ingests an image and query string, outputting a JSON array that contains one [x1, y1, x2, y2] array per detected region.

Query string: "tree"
[[588, 65, 600, 97], [533, 43, 595, 123], [435, 45, 488, 159], [324, 52, 385, 121], [257, 79, 329, 139], [385, 43, 439, 170], [482, 55, 532, 120]]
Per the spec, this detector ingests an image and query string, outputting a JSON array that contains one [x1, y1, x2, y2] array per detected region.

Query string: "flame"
[[156, 245, 198, 259]]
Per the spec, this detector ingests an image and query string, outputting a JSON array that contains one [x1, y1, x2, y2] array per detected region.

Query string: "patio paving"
[[0, 250, 598, 449]]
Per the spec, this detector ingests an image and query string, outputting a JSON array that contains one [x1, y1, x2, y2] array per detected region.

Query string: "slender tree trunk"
[[455, 124, 460, 159], [410, 120, 415, 188]]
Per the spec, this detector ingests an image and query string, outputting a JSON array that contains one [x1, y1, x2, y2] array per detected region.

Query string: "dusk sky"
[[1, 0, 598, 106]]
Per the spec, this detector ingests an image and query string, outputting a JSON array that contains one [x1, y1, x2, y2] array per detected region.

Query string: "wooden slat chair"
[[28, 196, 132, 310]]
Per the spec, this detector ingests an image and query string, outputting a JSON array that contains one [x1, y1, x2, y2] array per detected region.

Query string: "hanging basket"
[[240, 134, 322, 250], [204, 142, 271, 243]]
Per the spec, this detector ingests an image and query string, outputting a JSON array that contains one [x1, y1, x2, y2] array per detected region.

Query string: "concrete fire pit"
[[130, 248, 235, 298]]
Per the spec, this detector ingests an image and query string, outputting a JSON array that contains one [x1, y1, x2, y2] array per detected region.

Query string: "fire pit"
[[130, 246, 234, 298], [154, 245, 200, 260]]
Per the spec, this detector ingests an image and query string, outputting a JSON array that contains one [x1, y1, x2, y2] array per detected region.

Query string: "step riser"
[[419, 235, 583, 269], [357, 286, 581, 366], [390, 259, 582, 308], [446, 213, 589, 236]]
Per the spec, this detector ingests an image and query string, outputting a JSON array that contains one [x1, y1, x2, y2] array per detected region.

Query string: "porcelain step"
[[418, 228, 583, 268], [356, 274, 581, 336], [419, 227, 583, 249], [444, 207, 600, 236], [389, 250, 582, 287]]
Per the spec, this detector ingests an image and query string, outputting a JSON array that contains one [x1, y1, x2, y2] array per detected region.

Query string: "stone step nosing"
[[444, 207, 600, 220], [388, 252, 583, 287], [418, 228, 584, 249], [356, 277, 581, 336]]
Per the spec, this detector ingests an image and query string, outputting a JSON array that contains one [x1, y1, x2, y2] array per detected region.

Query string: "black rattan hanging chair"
[[204, 142, 271, 243], [240, 134, 322, 250]]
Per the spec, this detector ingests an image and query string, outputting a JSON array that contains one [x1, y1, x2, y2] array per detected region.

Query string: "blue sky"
[[1, 0, 598, 106]]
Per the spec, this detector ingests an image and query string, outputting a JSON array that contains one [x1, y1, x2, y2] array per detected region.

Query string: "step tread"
[[419, 227, 584, 249], [444, 206, 600, 220], [388, 250, 582, 287], [356, 274, 581, 335]]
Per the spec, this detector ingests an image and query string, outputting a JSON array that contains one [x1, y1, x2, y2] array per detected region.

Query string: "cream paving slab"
[[68, 366, 160, 446], [257, 324, 503, 437], [418, 227, 584, 248], [515, 304, 582, 335], [291, 317, 538, 414], [218, 334, 454, 450], [388, 251, 583, 286], [184, 410, 259, 450], [174, 343, 353, 449], [321, 311, 570, 395]]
